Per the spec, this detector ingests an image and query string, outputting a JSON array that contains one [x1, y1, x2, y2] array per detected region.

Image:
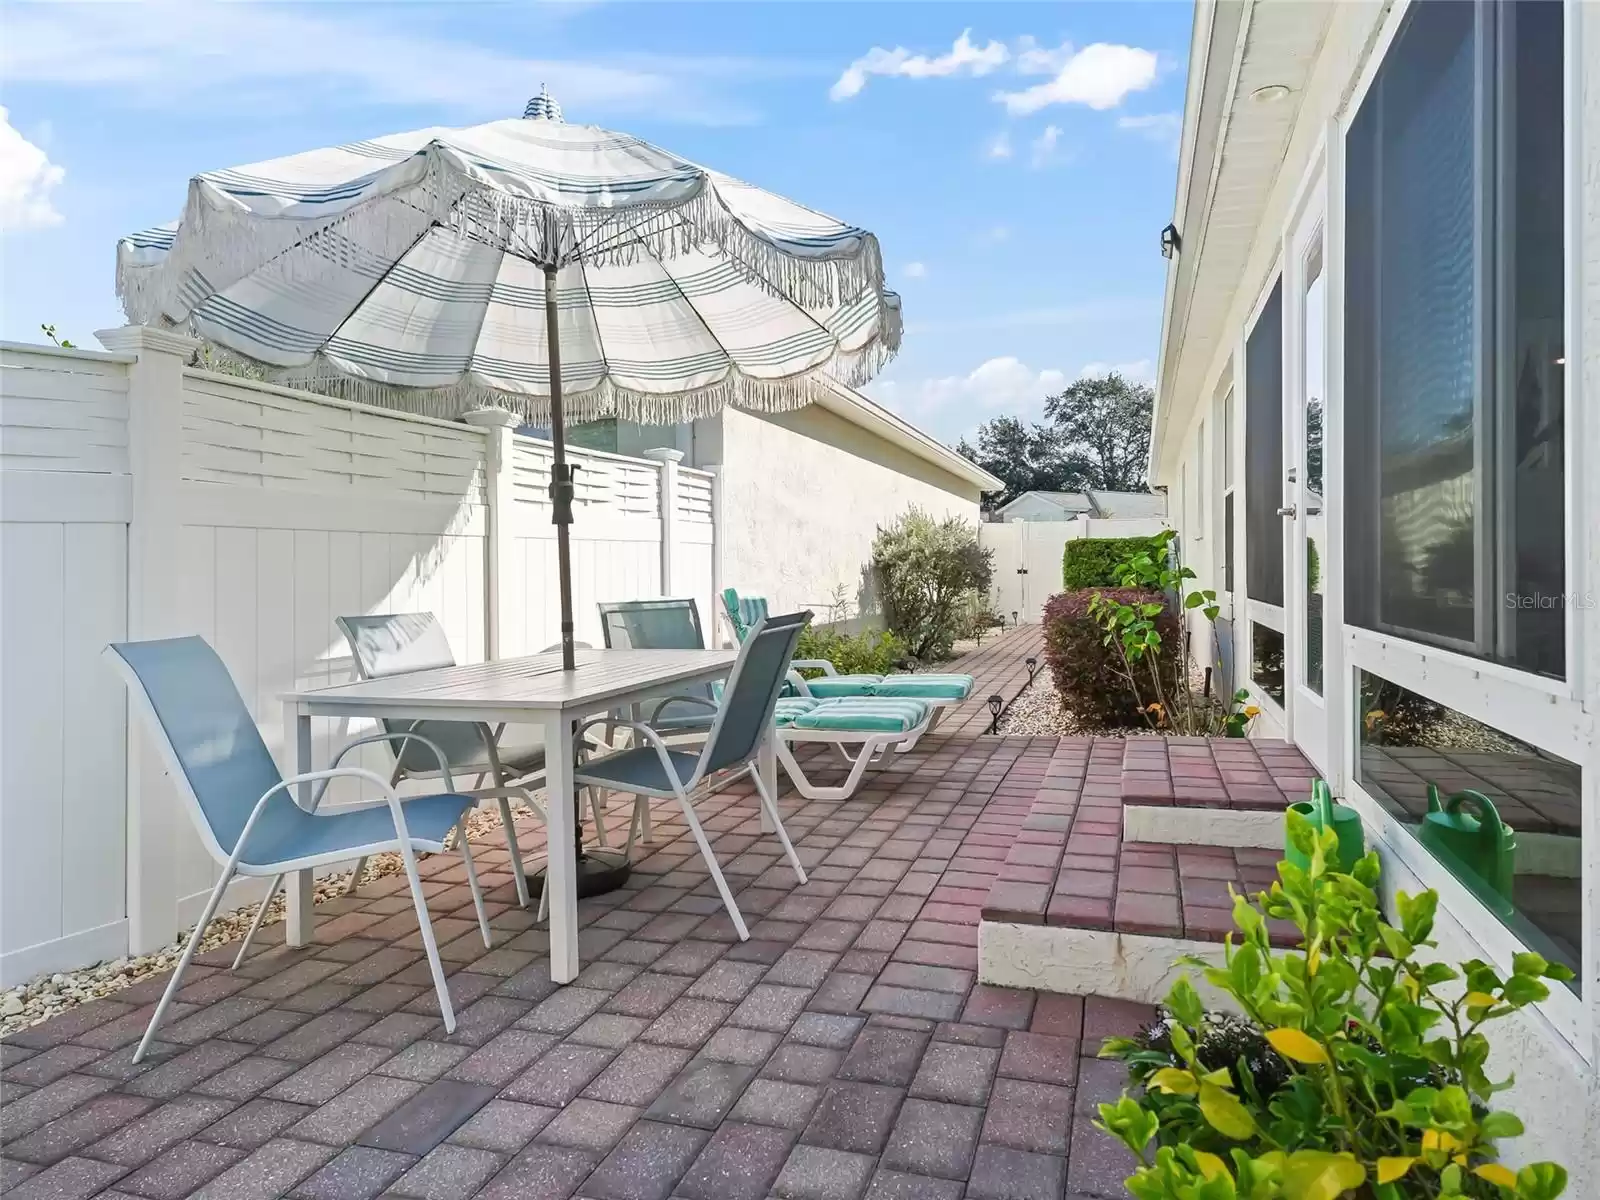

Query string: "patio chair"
[[572, 610, 813, 939], [106, 636, 491, 1062], [719, 588, 976, 721], [332, 614, 611, 914], [597, 598, 719, 734]]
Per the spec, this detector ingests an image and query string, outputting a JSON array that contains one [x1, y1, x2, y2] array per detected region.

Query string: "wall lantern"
[[1160, 223, 1182, 259]]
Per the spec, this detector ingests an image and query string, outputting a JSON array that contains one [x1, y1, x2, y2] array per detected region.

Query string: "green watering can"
[[1417, 785, 1517, 910], [1285, 780, 1366, 873]]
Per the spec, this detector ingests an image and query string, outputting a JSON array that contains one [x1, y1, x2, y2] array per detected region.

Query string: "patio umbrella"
[[117, 85, 902, 672]]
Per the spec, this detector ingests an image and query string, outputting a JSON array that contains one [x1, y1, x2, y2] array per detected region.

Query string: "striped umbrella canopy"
[[118, 88, 901, 674], [115, 87, 901, 427]]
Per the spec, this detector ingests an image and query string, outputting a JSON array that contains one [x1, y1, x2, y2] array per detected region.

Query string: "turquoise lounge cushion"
[[773, 697, 818, 726], [789, 697, 931, 734], [869, 673, 975, 700], [802, 673, 882, 698]]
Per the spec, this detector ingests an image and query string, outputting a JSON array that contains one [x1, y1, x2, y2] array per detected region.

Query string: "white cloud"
[[978, 224, 1011, 245], [986, 131, 1013, 160], [1118, 111, 1182, 156], [902, 261, 928, 279], [1029, 124, 1062, 169], [872, 355, 1069, 419], [0, 108, 64, 231], [0, 2, 778, 125], [1014, 36, 1075, 76], [1079, 358, 1154, 383], [831, 29, 1009, 101], [995, 43, 1159, 114]]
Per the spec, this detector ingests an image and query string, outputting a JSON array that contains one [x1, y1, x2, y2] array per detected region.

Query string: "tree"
[[1042, 371, 1153, 491], [957, 415, 1088, 511]]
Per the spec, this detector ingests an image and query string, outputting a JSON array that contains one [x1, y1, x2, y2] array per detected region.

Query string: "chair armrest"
[[786, 669, 814, 698], [791, 659, 838, 676], [325, 731, 456, 797], [643, 693, 721, 722]]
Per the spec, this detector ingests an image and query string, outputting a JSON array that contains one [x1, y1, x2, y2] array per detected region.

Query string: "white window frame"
[[1327, 0, 1594, 1057]]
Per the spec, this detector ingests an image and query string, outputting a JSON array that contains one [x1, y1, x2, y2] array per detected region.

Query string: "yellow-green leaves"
[[1472, 1163, 1517, 1190], [1278, 1151, 1365, 1200], [1376, 1156, 1416, 1184], [1198, 1081, 1257, 1140], [1147, 1068, 1197, 1095], [1265, 1028, 1329, 1065]]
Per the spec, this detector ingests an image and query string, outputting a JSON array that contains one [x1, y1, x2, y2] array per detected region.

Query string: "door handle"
[[1277, 504, 1296, 518]]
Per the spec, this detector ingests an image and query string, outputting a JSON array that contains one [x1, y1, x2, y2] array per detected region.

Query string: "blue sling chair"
[[107, 636, 492, 1062], [573, 610, 811, 939]]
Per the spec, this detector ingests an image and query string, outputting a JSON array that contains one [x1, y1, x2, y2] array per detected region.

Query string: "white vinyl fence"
[[980, 515, 1169, 623], [0, 330, 721, 984]]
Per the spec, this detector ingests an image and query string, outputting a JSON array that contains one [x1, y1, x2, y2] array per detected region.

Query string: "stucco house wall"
[[714, 404, 984, 626]]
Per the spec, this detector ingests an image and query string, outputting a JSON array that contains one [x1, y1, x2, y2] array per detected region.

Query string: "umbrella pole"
[[544, 264, 578, 673]]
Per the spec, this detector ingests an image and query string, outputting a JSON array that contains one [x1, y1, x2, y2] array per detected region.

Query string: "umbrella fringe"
[[188, 345, 876, 427]]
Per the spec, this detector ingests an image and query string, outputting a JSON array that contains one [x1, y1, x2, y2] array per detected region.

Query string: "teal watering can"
[[1417, 784, 1517, 912], [1285, 780, 1366, 873]]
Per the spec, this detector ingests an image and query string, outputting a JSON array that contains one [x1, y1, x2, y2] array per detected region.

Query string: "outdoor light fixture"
[[1025, 656, 1039, 685], [1250, 84, 1291, 104], [1011, 610, 1019, 626], [987, 694, 1005, 734], [1160, 223, 1181, 259]]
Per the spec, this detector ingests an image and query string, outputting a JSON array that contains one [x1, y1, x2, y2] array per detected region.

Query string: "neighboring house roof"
[[1085, 489, 1168, 519], [820, 379, 1005, 493], [995, 489, 1167, 520], [995, 490, 1095, 518]]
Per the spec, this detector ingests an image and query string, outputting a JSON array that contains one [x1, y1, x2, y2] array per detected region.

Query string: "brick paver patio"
[[1, 629, 1187, 1200]]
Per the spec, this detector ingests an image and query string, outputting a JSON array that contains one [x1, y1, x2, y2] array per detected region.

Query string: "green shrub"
[[1043, 588, 1181, 727], [795, 627, 906, 676], [1063, 534, 1171, 589], [1095, 812, 1572, 1200], [872, 509, 994, 661]]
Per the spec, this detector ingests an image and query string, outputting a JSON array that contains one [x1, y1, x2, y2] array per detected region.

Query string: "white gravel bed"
[[995, 674, 1159, 739], [0, 802, 541, 1039]]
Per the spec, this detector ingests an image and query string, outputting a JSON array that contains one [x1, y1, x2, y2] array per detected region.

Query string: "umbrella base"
[[529, 847, 632, 899]]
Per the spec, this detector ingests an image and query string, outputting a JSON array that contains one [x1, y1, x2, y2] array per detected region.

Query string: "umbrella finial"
[[523, 84, 564, 122]]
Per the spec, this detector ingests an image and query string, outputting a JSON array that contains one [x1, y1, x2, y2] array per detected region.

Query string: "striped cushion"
[[773, 697, 818, 726], [803, 673, 882, 698], [789, 697, 931, 734], [868, 673, 975, 700], [721, 589, 769, 642]]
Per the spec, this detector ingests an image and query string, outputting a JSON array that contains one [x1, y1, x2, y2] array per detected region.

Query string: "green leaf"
[[1479, 1111, 1524, 1139], [1167, 976, 1204, 1026], [1516, 1162, 1568, 1200], [1511, 951, 1549, 977], [1500, 974, 1549, 1007], [1185, 592, 1205, 609], [1148, 1067, 1198, 1095], [1280, 1151, 1366, 1200], [1198, 1081, 1257, 1140]]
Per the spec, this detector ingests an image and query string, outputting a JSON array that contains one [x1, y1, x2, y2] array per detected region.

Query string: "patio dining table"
[[281, 646, 754, 983]]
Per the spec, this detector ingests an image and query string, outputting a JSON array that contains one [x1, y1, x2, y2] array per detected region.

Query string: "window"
[[1251, 624, 1285, 706], [1246, 281, 1284, 606], [1221, 388, 1235, 594], [1344, 0, 1565, 677], [1357, 670, 1580, 994]]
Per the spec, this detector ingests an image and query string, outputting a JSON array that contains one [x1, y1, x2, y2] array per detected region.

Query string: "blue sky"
[[0, 1, 1191, 445]]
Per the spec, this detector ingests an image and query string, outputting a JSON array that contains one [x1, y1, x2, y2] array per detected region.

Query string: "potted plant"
[[1094, 811, 1571, 1199]]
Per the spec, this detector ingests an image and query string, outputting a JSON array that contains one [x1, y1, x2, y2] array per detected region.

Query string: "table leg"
[[285, 706, 315, 948], [544, 711, 579, 983], [758, 725, 778, 834]]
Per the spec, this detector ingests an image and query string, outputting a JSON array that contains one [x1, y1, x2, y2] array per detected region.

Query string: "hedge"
[[1061, 534, 1171, 590], [1042, 587, 1182, 728]]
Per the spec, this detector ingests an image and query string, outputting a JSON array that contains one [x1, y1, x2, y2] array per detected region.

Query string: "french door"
[[1283, 175, 1330, 774]]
